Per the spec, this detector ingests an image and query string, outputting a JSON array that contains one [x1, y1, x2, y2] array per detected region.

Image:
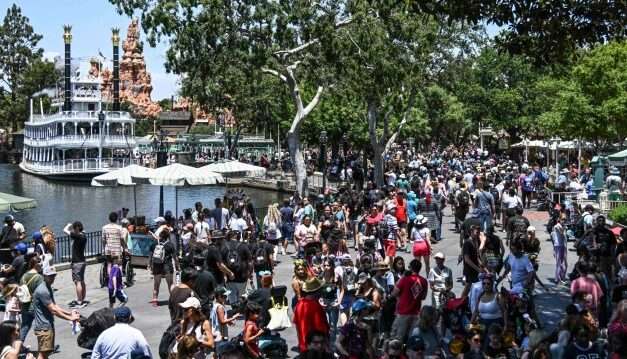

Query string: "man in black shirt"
[[0, 215, 24, 263], [249, 237, 274, 289], [64, 221, 88, 308], [206, 232, 234, 286], [223, 232, 252, 308], [0, 242, 28, 284], [193, 255, 217, 318], [507, 206, 530, 246]]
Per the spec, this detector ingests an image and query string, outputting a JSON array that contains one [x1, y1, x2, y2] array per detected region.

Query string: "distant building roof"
[[159, 111, 192, 121]]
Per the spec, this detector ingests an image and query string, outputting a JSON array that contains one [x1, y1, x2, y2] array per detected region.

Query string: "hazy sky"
[[2, 0, 179, 100]]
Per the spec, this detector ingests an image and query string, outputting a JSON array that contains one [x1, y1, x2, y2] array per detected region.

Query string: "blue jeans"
[[20, 311, 34, 341], [479, 212, 492, 232], [325, 305, 339, 349]]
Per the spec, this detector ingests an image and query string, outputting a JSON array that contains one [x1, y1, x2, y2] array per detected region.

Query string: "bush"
[[609, 205, 627, 226]]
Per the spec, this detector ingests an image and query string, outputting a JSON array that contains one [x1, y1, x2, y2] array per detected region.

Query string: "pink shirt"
[[571, 276, 603, 310]]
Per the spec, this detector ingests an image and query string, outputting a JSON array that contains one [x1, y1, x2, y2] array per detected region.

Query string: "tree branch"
[[273, 18, 352, 59], [303, 86, 323, 118], [383, 90, 417, 156], [261, 67, 287, 83]]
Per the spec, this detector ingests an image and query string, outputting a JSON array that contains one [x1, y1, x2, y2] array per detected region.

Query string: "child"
[[210, 287, 240, 342], [2, 284, 21, 325], [243, 302, 265, 358], [108, 258, 128, 308]]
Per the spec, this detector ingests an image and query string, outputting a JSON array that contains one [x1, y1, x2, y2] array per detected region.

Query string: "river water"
[[0, 164, 282, 234]]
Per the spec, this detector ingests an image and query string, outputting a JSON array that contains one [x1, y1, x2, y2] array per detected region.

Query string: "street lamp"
[[551, 136, 561, 177], [320, 130, 328, 193], [342, 133, 349, 184], [98, 110, 105, 169]]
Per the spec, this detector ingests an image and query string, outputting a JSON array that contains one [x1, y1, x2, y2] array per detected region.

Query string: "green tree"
[[537, 41, 627, 147], [0, 4, 53, 132]]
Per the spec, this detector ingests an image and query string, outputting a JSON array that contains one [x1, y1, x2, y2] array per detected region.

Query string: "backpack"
[[226, 243, 241, 271], [16, 273, 40, 304], [158, 321, 181, 359], [152, 240, 166, 264], [575, 213, 592, 238], [457, 191, 470, 208], [377, 221, 390, 240], [344, 267, 358, 293], [254, 246, 268, 268]]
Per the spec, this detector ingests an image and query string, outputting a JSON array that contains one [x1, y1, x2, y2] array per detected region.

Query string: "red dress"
[[293, 297, 330, 352]]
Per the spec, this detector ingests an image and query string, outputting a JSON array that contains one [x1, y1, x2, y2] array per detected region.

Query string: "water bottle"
[[72, 320, 81, 335]]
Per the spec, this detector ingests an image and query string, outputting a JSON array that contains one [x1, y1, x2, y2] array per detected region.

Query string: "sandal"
[[150, 298, 158, 307]]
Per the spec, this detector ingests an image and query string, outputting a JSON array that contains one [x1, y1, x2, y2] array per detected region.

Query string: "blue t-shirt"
[[407, 199, 418, 221], [522, 175, 534, 192]]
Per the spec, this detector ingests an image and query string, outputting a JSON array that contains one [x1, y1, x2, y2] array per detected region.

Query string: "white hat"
[[43, 265, 57, 276], [527, 226, 536, 233], [153, 217, 166, 224], [399, 173, 406, 179], [414, 215, 428, 225], [434, 252, 445, 260], [179, 296, 201, 309]]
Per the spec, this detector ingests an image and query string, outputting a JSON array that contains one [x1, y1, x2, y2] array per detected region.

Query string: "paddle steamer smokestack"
[[63, 25, 72, 112], [112, 28, 120, 111]]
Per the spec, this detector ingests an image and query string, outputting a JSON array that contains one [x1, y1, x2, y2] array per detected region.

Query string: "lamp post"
[[320, 130, 328, 193], [98, 110, 105, 169], [153, 130, 167, 216], [408, 137, 415, 158], [342, 133, 349, 184]]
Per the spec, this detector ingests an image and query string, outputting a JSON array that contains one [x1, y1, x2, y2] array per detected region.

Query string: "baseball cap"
[[215, 287, 231, 297], [43, 265, 57, 276], [153, 217, 166, 224], [351, 298, 372, 313], [114, 306, 132, 321], [4, 215, 14, 223], [179, 296, 201, 309], [434, 252, 445, 260], [14, 242, 27, 255], [32, 231, 43, 241]]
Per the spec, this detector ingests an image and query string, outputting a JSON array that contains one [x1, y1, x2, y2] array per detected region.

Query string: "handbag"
[[266, 298, 291, 330]]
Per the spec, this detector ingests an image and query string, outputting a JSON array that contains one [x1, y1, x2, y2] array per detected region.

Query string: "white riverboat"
[[20, 26, 135, 180]]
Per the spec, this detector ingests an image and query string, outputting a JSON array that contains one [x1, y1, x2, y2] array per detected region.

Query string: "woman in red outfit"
[[293, 278, 330, 352], [243, 302, 265, 358]]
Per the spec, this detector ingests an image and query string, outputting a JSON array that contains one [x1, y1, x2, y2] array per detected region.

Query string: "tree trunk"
[[373, 143, 385, 187], [288, 131, 308, 196]]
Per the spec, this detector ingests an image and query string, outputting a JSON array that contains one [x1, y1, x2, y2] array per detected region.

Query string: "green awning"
[[608, 149, 627, 161], [0, 192, 38, 213]]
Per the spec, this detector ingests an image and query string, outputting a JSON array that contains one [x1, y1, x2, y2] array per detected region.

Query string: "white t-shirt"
[[229, 217, 248, 234], [502, 194, 522, 209], [386, 172, 397, 187], [411, 227, 430, 243], [194, 221, 211, 243]]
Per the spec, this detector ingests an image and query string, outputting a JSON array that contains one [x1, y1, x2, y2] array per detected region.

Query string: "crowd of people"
[[0, 144, 626, 359]]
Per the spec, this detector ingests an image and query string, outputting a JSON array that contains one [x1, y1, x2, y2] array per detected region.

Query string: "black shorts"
[[71, 262, 86, 282], [152, 262, 173, 276], [464, 270, 479, 284]]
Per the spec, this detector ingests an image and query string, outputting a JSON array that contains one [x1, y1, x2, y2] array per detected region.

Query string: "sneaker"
[[75, 302, 88, 309], [68, 300, 78, 307]]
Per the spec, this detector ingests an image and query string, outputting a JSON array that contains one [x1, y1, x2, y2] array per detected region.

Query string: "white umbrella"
[[146, 163, 223, 186], [201, 160, 267, 177], [91, 165, 155, 216], [138, 163, 224, 217]]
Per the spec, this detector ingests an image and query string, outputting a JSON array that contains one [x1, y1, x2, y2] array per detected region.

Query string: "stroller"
[[77, 307, 116, 356], [258, 286, 289, 359]]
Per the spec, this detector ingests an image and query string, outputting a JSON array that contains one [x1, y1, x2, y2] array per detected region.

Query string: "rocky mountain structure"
[[101, 20, 161, 118]]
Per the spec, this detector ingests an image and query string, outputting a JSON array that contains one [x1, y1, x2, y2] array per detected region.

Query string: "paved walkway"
[[22, 207, 577, 358]]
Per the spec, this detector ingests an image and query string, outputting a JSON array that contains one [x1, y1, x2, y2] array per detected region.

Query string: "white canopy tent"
[[91, 165, 155, 216], [201, 160, 267, 178], [134, 163, 224, 217]]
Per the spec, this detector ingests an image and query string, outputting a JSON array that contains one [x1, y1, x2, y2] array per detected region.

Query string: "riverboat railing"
[[30, 110, 134, 123], [23, 158, 134, 173], [24, 135, 135, 148]]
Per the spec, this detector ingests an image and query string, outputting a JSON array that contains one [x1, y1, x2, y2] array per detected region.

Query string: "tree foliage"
[[0, 4, 56, 132]]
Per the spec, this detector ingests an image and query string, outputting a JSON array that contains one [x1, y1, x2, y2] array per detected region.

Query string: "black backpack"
[[226, 243, 241, 271], [158, 321, 181, 359], [254, 246, 268, 267], [377, 221, 390, 240], [457, 191, 470, 208]]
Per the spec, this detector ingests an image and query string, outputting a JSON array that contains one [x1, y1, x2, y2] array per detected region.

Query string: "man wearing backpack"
[[150, 229, 179, 307], [521, 170, 535, 209], [507, 206, 530, 247], [222, 232, 252, 308], [454, 182, 471, 234], [250, 236, 274, 289], [19, 253, 43, 342]]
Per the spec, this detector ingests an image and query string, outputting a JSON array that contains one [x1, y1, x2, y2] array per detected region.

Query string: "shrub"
[[609, 205, 627, 226]]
